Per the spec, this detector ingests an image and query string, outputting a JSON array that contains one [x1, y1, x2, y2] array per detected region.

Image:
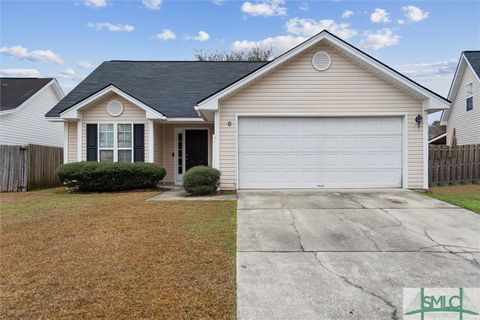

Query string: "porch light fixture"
[[415, 114, 423, 128]]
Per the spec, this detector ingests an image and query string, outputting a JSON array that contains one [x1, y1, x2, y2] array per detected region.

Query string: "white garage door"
[[238, 117, 403, 189]]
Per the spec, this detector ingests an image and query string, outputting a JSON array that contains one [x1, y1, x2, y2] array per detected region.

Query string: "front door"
[[185, 129, 208, 170]]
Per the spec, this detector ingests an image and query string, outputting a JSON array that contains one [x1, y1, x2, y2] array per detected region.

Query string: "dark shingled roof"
[[46, 61, 267, 118], [464, 51, 480, 78], [1, 78, 53, 112]]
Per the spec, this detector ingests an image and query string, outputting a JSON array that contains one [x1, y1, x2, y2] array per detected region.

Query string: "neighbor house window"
[[99, 124, 114, 162], [466, 83, 473, 111], [98, 123, 133, 162]]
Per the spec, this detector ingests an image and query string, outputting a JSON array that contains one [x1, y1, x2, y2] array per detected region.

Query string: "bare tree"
[[194, 47, 272, 61]]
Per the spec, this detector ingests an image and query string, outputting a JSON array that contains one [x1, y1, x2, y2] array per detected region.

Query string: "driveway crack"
[[289, 210, 305, 251], [424, 231, 480, 268], [336, 216, 382, 252], [313, 253, 399, 320]]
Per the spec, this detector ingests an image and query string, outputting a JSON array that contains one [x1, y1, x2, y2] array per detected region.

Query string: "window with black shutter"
[[133, 124, 145, 162], [86, 124, 98, 161]]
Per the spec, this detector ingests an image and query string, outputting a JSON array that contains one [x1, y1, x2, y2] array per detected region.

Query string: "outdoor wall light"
[[415, 114, 423, 128]]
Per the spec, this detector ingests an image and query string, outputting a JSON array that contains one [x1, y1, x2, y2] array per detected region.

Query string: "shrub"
[[183, 166, 220, 196], [57, 162, 166, 192]]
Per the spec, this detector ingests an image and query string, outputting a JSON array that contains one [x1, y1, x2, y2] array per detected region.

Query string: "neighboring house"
[[1, 78, 65, 147], [46, 30, 449, 190], [441, 51, 480, 145], [428, 121, 447, 145]]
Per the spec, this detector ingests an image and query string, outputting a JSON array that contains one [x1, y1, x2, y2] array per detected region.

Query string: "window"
[[99, 124, 114, 162], [177, 132, 183, 174], [117, 124, 132, 163], [98, 123, 133, 162], [466, 83, 473, 111]]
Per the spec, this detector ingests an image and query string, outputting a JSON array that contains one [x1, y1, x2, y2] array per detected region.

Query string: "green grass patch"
[[427, 184, 480, 213]]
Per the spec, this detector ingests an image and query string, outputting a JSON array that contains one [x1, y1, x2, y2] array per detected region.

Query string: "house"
[[428, 121, 447, 145], [46, 30, 450, 190], [441, 51, 480, 145], [1, 78, 65, 147]]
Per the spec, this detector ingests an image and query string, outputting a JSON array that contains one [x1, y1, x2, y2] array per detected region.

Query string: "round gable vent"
[[312, 51, 331, 71], [107, 100, 123, 117]]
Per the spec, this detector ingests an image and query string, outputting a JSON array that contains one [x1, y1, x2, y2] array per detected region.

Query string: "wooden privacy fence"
[[0, 144, 63, 192], [429, 144, 480, 185]]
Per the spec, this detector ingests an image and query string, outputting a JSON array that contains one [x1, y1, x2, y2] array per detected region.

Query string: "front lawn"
[[426, 184, 480, 213], [0, 188, 236, 319]]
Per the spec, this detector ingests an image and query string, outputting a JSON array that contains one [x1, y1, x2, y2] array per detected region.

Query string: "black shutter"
[[86, 124, 98, 161], [133, 124, 145, 162]]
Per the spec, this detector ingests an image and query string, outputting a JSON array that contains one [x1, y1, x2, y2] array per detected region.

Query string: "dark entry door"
[[186, 130, 208, 170]]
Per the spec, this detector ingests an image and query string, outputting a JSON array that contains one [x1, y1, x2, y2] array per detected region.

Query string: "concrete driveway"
[[237, 189, 480, 320]]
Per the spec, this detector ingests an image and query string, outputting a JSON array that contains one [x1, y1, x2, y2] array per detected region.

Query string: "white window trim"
[[466, 82, 473, 111], [97, 122, 134, 163]]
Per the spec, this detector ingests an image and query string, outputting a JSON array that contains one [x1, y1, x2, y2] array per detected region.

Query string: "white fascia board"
[[197, 31, 449, 112], [59, 85, 166, 120], [428, 132, 447, 144], [166, 117, 206, 122]]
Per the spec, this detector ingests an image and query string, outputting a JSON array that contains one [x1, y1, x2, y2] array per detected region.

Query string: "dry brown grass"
[[0, 188, 236, 319]]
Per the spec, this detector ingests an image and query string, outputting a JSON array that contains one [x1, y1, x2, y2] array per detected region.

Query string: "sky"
[[1, 0, 479, 122]]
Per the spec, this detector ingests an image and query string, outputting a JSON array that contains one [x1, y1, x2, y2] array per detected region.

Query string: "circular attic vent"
[[312, 51, 331, 71], [107, 100, 124, 117]]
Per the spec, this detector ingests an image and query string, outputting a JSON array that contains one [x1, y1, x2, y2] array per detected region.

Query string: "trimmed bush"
[[183, 166, 220, 196], [57, 161, 166, 192]]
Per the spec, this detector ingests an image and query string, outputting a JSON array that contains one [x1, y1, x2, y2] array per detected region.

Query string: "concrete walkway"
[[237, 189, 480, 320], [148, 188, 236, 201]]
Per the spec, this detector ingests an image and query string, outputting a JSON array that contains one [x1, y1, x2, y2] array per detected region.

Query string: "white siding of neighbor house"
[[447, 65, 480, 145], [0, 84, 63, 147], [219, 42, 425, 190], [65, 92, 149, 162], [153, 122, 213, 183]]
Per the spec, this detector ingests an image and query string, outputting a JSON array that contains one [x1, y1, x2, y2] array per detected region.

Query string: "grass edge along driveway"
[[0, 188, 237, 319], [426, 184, 480, 213]]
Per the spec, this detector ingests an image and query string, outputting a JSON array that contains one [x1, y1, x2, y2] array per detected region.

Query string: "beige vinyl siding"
[[80, 93, 149, 161], [67, 121, 77, 162], [153, 122, 213, 183], [219, 42, 425, 189], [447, 65, 480, 145], [153, 122, 163, 164]]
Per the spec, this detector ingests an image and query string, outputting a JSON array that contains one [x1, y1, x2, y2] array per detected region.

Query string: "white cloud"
[[241, 0, 287, 17], [61, 68, 76, 77], [398, 19, 405, 25], [0, 68, 41, 77], [155, 29, 176, 41], [395, 59, 457, 79], [285, 18, 357, 39], [77, 60, 93, 68], [402, 5, 430, 22], [233, 35, 306, 57], [299, 2, 308, 11], [358, 28, 399, 50], [0, 45, 64, 64], [341, 10, 354, 19], [192, 31, 210, 42], [87, 22, 134, 32], [84, 0, 107, 8], [212, 0, 224, 5], [370, 8, 390, 23], [142, 0, 162, 10]]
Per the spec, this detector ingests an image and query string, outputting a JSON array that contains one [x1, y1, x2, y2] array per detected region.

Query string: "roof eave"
[[58, 84, 167, 120]]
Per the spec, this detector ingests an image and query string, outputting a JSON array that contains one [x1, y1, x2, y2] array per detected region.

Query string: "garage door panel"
[[238, 117, 403, 189]]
